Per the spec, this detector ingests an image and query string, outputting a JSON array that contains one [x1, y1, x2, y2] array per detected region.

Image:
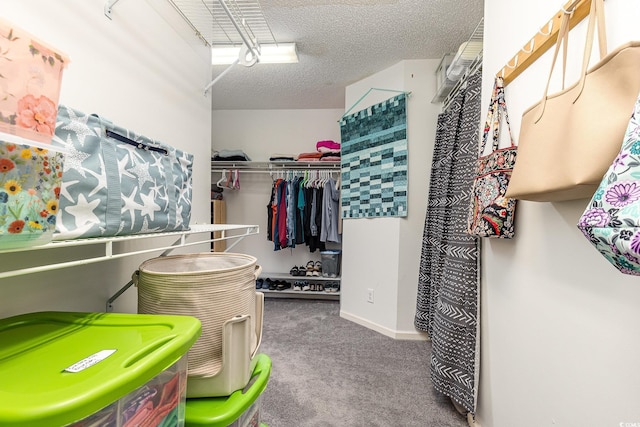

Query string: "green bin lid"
[[185, 353, 271, 427], [0, 311, 201, 427]]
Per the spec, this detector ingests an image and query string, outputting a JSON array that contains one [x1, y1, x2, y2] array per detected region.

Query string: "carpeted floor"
[[258, 298, 468, 427]]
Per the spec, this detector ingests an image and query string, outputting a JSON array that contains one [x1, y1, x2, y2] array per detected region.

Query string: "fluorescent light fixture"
[[212, 43, 298, 65]]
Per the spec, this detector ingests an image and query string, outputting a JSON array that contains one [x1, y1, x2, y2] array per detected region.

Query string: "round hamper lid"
[[138, 252, 257, 276]]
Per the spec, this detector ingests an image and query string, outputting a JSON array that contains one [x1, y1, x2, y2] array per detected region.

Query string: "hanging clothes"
[[320, 177, 341, 243], [265, 171, 333, 253]]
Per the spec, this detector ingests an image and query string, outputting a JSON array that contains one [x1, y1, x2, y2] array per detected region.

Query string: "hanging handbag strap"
[[480, 77, 515, 157], [535, 0, 607, 122]]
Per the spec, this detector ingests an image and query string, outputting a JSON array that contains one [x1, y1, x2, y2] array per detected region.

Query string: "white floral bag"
[[577, 92, 640, 275]]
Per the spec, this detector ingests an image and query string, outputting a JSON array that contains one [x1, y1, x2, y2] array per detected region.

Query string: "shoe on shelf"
[[293, 281, 302, 291], [256, 278, 263, 290], [276, 280, 291, 291], [313, 261, 322, 276], [266, 278, 276, 291], [305, 260, 315, 276], [316, 283, 324, 292], [301, 281, 310, 291], [290, 266, 299, 276]]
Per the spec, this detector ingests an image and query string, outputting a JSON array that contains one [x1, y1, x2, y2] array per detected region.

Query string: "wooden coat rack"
[[497, 0, 595, 86]]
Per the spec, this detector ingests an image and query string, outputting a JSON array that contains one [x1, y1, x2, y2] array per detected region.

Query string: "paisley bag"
[[577, 92, 640, 275], [467, 77, 517, 238], [506, 0, 640, 202], [52, 105, 193, 240]]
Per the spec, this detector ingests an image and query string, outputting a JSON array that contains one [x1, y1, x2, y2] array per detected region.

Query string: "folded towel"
[[296, 152, 323, 160], [317, 146, 341, 154], [320, 156, 341, 162], [296, 157, 322, 162], [320, 151, 340, 159], [212, 155, 249, 161], [316, 140, 341, 151], [270, 155, 296, 161], [213, 149, 252, 161]]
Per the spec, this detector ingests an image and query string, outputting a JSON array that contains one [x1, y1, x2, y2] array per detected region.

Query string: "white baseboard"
[[339, 310, 430, 341]]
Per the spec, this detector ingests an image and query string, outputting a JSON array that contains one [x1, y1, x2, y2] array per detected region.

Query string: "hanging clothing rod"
[[211, 168, 339, 174], [211, 161, 340, 172], [497, 0, 595, 86]]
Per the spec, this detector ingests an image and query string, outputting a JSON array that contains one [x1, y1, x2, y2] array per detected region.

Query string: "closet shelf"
[[259, 272, 341, 300], [211, 160, 340, 172], [260, 289, 339, 300], [0, 224, 259, 280]]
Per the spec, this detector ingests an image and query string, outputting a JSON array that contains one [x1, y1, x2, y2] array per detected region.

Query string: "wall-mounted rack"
[[497, 0, 594, 86], [0, 224, 259, 280], [433, 18, 484, 104], [211, 161, 341, 173]]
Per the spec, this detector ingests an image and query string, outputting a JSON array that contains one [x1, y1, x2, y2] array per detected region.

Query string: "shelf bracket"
[[104, 0, 121, 20]]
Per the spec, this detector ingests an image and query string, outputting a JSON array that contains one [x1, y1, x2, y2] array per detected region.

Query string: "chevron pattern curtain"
[[415, 67, 481, 414]]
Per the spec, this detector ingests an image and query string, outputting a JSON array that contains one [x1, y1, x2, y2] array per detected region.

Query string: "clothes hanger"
[[216, 169, 227, 189], [233, 169, 240, 190]]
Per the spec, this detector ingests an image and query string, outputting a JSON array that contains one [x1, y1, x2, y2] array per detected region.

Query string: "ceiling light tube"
[[212, 43, 298, 65]]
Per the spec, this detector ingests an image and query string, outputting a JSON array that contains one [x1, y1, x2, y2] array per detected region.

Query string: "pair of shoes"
[[276, 280, 291, 291], [293, 280, 311, 291], [309, 282, 324, 292], [290, 266, 307, 276], [265, 278, 276, 291], [325, 281, 340, 293], [305, 261, 315, 277], [313, 261, 322, 277], [256, 278, 263, 290]]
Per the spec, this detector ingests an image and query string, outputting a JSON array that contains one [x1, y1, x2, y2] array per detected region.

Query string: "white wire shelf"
[[0, 224, 259, 279]]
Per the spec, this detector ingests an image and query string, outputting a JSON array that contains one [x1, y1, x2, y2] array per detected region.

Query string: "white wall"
[[1, 0, 212, 317], [211, 109, 343, 274], [479, 1, 640, 425], [339, 60, 439, 339]]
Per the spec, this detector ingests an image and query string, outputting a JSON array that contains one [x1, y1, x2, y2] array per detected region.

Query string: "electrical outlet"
[[367, 288, 374, 303]]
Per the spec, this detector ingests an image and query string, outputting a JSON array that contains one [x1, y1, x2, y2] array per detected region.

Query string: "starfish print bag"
[[52, 105, 193, 240]]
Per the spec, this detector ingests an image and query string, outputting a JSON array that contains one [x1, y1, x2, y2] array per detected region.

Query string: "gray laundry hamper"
[[135, 252, 264, 398]]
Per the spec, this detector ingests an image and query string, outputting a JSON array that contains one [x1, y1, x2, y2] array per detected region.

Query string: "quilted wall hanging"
[[340, 93, 408, 219]]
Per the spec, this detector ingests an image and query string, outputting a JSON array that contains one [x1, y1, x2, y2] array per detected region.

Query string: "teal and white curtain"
[[415, 67, 482, 414]]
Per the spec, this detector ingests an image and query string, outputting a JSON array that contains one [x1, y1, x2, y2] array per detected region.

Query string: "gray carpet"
[[259, 298, 468, 427]]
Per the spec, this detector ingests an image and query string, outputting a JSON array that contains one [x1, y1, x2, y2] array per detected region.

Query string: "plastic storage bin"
[[0, 139, 65, 250], [0, 311, 201, 427], [320, 249, 342, 278], [0, 19, 69, 144], [185, 353, 271, 427]]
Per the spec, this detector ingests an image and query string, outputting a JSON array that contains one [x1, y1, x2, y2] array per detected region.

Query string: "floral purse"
[[467, 77, 518, 238], [577, 91, 640, 275]]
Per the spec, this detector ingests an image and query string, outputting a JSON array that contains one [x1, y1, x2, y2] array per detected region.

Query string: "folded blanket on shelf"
[[212, 149, 251, 161], [296, 152, 323, 160], [316, 140, 341, 151], [320, 156, 341, 162], [317, 146, 341, 154], [270, 154, 296, 161]]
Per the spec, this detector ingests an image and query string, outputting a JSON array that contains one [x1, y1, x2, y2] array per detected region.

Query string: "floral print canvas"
[[578, 92, 640, 275], [0, 140, 64, 249], [0, 19, 69, 143]]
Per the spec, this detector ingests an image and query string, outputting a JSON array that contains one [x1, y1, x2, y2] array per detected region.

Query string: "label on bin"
[[64, 349, 117, 373]]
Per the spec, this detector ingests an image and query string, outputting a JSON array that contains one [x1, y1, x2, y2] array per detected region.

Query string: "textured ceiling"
[[200, 0, 485, 110]]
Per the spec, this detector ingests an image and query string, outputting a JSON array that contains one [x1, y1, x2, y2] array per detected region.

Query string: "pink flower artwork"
[[15, 94, 57, 136]]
